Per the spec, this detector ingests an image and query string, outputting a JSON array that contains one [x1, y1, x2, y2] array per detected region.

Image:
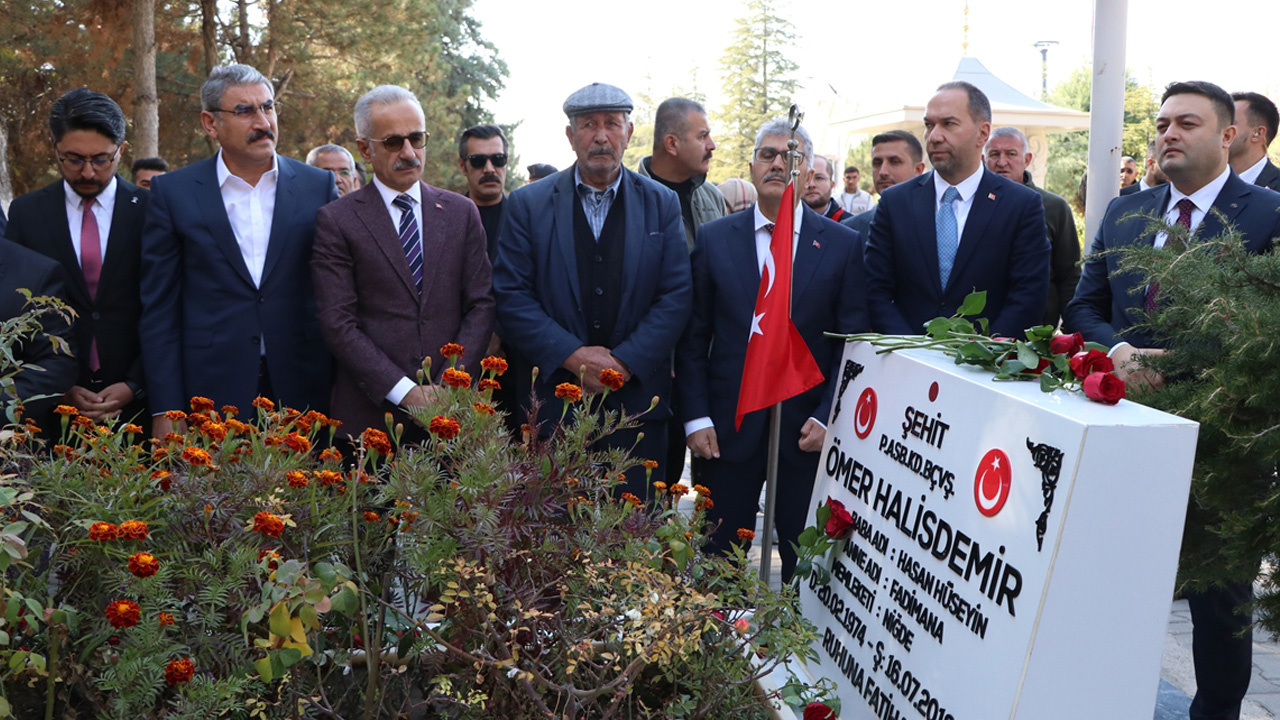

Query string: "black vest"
[[573, 190, 626, 348]]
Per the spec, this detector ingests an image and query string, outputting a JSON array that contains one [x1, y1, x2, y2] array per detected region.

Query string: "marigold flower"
[[479, 378, 501, 392], [89, 522, 119, 542], [440, 342, 465, 359], [364, 511, 380, 522], [599, 368, 625, 391], [182, 446, 213, 466], [72, 416, 94, 429], [696, 497, 715, 511], [652, 481, 667, 494], [669, 483, 688, 496], [163, 433, 183, 444], [642, 459, 659, 471], [164, 410, 187, 423], [319, 447, 342, 462], [202, 423, 228, 441], [480, 355, 508, 375], [555, 383, 583, 403], [263, 435, 283, 447], [252, 397, 275, 411], [122, 423, 143, 435], [54, 405, 78, 416], [152, 446, 169, 460], [164, 658, 195, 685], [128, 552, 160, 578], [186, 413, 209, 429], [105, 600, 141, 629], [473, 402, 496, 415], [428, 416, 461, 440], [222, 404, 239, 418], [189, 397, 215, 413], [119, 520, 149, 541], [151, 470, 172, 491], [157, 612, 175, 626], [442, 367, 472, 388], [257, 548, 281, 571], [361, 428, 393, 455], [227, 419, 252, 435], [737, 528, 756, 542], [283, 432, 311, 454], [53, 444, 75, 459], [316, 470, 344, 486], [251, 512, 285, 537], [286, 471, 309, 488], [693, 484, 711, 497], [620, 492, 642, 508]]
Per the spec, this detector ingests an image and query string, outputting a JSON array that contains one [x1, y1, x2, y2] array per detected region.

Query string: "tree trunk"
[[201, 0, 218, 76], [131, 0, 159, 159]]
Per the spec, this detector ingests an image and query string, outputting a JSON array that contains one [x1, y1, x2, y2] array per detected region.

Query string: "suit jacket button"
[[91, 311, 101, 320], [592, 321, 602, 329], [250, 335, 260, 344], [594, 287, 604, 296], [258, 296, 265, 304]]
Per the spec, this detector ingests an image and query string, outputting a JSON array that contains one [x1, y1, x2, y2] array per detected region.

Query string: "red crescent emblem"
[[853, 388, 877, 439], [974, 448, 1012, 517]]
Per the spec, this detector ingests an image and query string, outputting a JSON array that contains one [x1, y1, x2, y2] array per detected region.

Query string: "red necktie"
[[1144, 198, 1195, 313], [81, 198, 102, 371]]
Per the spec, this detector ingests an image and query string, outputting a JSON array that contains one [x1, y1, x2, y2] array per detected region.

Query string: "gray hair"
[[354, 85, 423, 139], [201, 64, 272, 112], [306, 144, 355, 167], [754, 118, 812, 162], [987, 126, 1029, 154]]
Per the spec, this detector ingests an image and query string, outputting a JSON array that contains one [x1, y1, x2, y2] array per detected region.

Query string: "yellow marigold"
[[251, 512, 285, 537], [251, 397, 275, 411], [737, 528, 755, 542], [440, 342, 465, 359], [480, 355, 508, 375], [201, 423, 227, 441], [181, 446, 213, 467], [164, 658, 195, 685], [479, 378, 501, 392], [599, 368, 625, 391], [361, 428, 393, 455], [642, 459, 659, 470], [428, 416, 461, 440], [285, 471, 308, 488], [190, 397, 215, 413], [693, 484, 711, 497], [473, 402, 496, 415], [89, 522, 118, 542], [128, 552, 160, 578], [442, 367, 472, 388], [669, 483, 688, 496], [164, 410, 187, 423], [118, 519, 149, 541], [105, 599, 141, 628], [363, 511, 380, 522], [283, 432, 311, 454], [555, 383, 583, 403], [122, 423, 143, 435], [157, 612, 175, 626]]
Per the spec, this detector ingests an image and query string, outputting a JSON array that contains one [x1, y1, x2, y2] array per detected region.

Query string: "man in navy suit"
[[1229, 91, 1280, 191], [493, 83, 691, 499], [865, 81, 1049, 338], [676, 120, 869, 581], [141, 64, 337, 434], [1064, 80, 1280, 720]]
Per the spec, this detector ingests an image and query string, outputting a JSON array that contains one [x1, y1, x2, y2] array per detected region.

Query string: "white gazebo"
[[833, 57, 1090, 187]]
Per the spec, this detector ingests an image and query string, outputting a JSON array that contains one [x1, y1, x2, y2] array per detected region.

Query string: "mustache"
[[71, 179, 105, 199], [588, 147, 616, 159], [247, 129, 275, 144], [763, 171, 789, 183], [393, 157, 422, 171], [703, 151, 713, 161], [479, 173, 501, 184]]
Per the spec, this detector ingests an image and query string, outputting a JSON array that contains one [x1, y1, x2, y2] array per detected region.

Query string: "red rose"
[[1069, 349, 1114, 380], [1049, 332, 1084, 356], [824, 498, 854, 540], [803, 702, 836, 720], [1024, 357, 1052, 375], [1083, 371, 1126, 405]]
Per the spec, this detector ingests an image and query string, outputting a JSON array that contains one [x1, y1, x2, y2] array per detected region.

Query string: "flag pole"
[[759, 104, 804, 584]]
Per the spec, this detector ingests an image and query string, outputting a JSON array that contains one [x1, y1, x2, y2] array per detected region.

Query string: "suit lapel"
[[729, 209, 760, 300], [791, 206, 824, 302], [41, 183, 90, 305], [102, 178, 143, 292], [194, 158, 255, 287], [910, 173, 942, 294], [261, 157, 296, 285], [553, 170, 581, 312], [1199, 174, 1251, 240], [950, 169, 999, 284], [1138, 185, 1172, 245], [353, 184, 418, 299], [417, 182, 440, 305]]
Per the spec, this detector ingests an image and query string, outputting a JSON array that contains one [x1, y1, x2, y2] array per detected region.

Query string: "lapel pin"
[[1231, 202, 1238, 208], [131, 197, 138, 204], [813, 240, 821, 249], [988, 193, 996, 201], [434, 203, 443, 210]]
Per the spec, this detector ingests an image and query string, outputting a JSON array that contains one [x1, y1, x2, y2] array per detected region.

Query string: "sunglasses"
[[366, 131, 429, 152], [465, 153, 508, 169]]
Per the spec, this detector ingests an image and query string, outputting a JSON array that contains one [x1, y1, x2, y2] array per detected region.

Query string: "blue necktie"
[[392, 193, 423, 292], [936, 185, 961, 289]]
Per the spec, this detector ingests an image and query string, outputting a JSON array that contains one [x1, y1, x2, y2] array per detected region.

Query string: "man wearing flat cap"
[[493, 83, 692, 499]]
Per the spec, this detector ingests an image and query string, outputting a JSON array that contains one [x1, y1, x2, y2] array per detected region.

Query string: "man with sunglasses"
[[457, 124, 510, 260], [6, 88, 149, 424], [140, 64, 338, 434], [312, 85, 494, 440]]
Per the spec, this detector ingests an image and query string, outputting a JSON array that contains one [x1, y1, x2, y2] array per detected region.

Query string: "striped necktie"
[[392, 193, 423, 292]]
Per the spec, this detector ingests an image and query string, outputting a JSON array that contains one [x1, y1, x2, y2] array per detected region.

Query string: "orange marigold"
[[283, 432, 311, 454], [202, 423, 228, 441], [480, 355, 508, 375], [163, 433, 183, 444], [152, 446, 169, 460], [54, 404, 78, 416], [105, 600, 141, 629], [363, 511, 380, 522], [620, 492, 642, 508], [652, 481, 668, 494], [226, 419, 252, 435], [642, 459, 659, 471], [257, 548, 281, 571], [555, 383, 583, 403], [440, 342, 465, 359], [122, 423, 143, 435], [442, 367, 472, 388], [128, 552, 160, 578], [182, 446, 213, 466], [164, 658, 195, 685], [164, 410, 187, 423], [669, 483, 689, 496], [473, 402, 496, 415], [53, 444, 75, 460], [319, 447, 342, 462], [189, 397, 215, 413], [151, 470, 172, 491], [263, 435, 283, 447], [693, 484, 711, 497], [72, 416, 95, 429], [286, 471, 309, 488], [186, 413, 209, 428], [737, 528, 756, 543], [696, 497, 715, 511], [478, 378, 501, 392], [361, 428, 393, 455], [119, 520, 149, 541], [599, 368, 625, 391], [222, 404, 239, 418], [316, 470, 344, 486], [89, 522, 118, 542], [428, 416, 461, 440], [251, 397, 275, 411], [157, 612, 175, 626], [251, 512, 285, 537]]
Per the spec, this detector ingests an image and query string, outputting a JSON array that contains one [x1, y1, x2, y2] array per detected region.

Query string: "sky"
[[470, 0, 1280, 176]]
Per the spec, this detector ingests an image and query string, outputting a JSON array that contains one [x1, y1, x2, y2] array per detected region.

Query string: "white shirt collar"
[[372, 175, 422, 206], [933, 164, 985, 204], [1169, 165, 1232, 214], [63, 175, 117, 212], [1238, 155, 1269, 186], [752, 199, 805, 235], [215, 149, 278, 188]]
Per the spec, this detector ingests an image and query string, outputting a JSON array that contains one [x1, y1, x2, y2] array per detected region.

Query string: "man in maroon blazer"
[[312, 85, 495, 439]]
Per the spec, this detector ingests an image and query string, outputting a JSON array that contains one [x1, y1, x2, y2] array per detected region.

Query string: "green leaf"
[[1039, 373, 1057, 392], [254, 656, 274, 682], [957, 342, 995, 362], [1016, 342, 1042, 369], [269, 602, 292, 638], [814, 503, 832, 528], [0, 694, 12, 717], [797, 526, 819, 547], [278, 646, 303, 668], [314, 562, 337, 585], [957, 290, 987, 316], [924, 317, 955, 337], [330, 587, 358, 616]]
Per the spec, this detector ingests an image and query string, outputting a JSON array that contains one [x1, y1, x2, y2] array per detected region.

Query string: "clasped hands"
[[563, 345, 630, 394]]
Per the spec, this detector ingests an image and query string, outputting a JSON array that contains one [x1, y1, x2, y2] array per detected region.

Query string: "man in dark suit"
[[1064, 80, 1280, 720], [0, 240, 78, 422], [493, 83, 692, 499], [842, 130, 926, 239], [1229, 91, 1280, 191], [677, 119, 868, 580], [865, 81, 1049, 338], [141, 64, 337, 434], [312, 86, 494, 439], [7, 89, 147, 423]]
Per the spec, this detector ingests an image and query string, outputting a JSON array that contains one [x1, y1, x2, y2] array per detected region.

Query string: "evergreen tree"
[[709, 0, 800, 184]]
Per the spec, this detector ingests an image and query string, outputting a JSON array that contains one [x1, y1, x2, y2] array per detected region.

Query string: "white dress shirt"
[[1153, 166, 1232, 249], [1238, 155, 1269, 186], [63, 177, 116, 266], [216, 151, 277, 288], [370, 176, 425, 406], [932, 165, 986, 239]]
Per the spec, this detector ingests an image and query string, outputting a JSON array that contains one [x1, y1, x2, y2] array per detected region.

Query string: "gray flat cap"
[[563, 83, 633, 117]]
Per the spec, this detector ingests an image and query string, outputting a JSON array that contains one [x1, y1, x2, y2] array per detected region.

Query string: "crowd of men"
[[1, 64, 1277, 720]]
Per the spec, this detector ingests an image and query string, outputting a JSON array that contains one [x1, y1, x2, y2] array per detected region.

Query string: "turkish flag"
[[734, 182, 824, 429]]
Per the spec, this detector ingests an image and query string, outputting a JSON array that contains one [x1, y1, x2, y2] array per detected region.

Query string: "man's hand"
[[65, 383, 134, 421], [687, 427, 720, 459], [1112, 345, 1166, 394], [563, 346, 631, 393], [798, 418, 826, 452], [399, 385, 442, 410], [151, 414, 187, 439]]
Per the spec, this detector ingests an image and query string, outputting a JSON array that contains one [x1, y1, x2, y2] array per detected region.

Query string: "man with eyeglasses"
[[140, 64, 338, 434], [306, 144, 359, 196], [6, 88, 149, 424], [312, 85, 494, 440], [493, 83, 692, 500]]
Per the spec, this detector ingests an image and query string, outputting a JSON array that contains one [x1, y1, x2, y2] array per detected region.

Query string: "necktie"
[[1144, 198, 1195, 313], [392, 193, 423, 292], [80, 198, 102, 371], [936, 186, 961, 289]]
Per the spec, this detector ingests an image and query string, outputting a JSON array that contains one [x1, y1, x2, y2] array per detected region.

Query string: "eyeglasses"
[[56, 145, 122, 170], [365, 131, 429, 152], [464, 153, 508, 169], [754, 147, 795, 163], [209, 100, 278, 120]]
